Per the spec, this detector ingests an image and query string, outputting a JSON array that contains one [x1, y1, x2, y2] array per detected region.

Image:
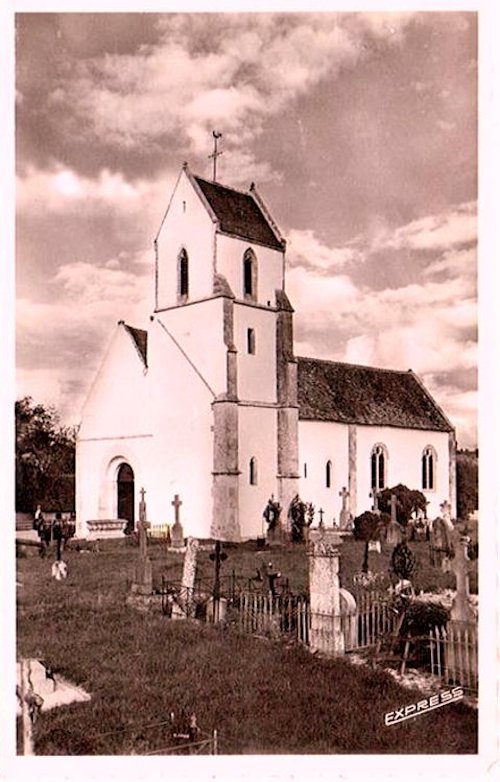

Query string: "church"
[[76, 162, 457, 541]]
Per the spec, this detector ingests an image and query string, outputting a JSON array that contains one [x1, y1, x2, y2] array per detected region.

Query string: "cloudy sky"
[[15, 11, 478, 446]]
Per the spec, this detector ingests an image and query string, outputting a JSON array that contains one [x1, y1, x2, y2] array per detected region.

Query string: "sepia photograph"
[[6, 2, 498, 776]]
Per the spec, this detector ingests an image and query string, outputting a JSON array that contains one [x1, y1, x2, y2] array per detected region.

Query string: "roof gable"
[[297, 357, 453, 432], [193, 176, 284, 251]]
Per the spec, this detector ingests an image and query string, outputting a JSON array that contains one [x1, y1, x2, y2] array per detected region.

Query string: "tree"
[[15, 397, 77, 513], [377, 484, 427, 527], [456, 449, 478, 520]]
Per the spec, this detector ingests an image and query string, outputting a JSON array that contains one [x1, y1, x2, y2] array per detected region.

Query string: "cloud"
[[17, 255, 153, 420], [286, 199, 477, 446], [287, 229, 360, 271], [381, 201, 476, 251], [17, 164, 175, 221], [49, 13, 416, 175]]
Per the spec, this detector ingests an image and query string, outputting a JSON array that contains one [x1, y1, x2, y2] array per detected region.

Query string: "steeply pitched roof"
[[297, 357, 453, 432], [193, 176, 284, 251], [123, 324, 148, 368]]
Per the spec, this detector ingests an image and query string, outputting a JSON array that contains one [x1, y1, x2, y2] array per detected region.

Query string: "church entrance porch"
[[117, 463, 135, 534]]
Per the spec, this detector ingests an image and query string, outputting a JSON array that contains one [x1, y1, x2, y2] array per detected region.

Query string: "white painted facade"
[[76, 164, 456, 540], [298, 421, 451, 523]]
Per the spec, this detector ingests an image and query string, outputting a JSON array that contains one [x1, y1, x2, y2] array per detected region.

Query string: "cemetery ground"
[[16, 536, 477, 755]]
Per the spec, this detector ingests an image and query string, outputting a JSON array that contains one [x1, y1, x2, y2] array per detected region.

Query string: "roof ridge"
[[297, 355, 412, 376], [193, 174, 253, 199]]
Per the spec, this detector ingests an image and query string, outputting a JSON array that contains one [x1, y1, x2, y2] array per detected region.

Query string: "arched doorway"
[[117, 463, 135, 533]]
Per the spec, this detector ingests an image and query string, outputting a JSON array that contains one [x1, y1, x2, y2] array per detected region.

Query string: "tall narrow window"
[[371, 445, 387, 490], [247, 328, 256, 354], [422, 446, 436, 490], [249, 457, 258, 486], [304, 463, 307, 479], [243, 248, 257, 300], [178, 248, 189, 299], [326, 460, 333, 488]]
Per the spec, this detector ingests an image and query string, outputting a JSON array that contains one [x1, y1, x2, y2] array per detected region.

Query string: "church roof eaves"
[[122, 323, 148, 368], [297, 356, 453, 432], [193, 175, 285, 252]]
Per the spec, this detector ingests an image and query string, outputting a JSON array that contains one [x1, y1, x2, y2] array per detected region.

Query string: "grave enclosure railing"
[[159, 578, 478, 694], [429, 620, 478, 695]]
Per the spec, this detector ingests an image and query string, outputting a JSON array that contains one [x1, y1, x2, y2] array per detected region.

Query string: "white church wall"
[[76, 323, 154, 535], [233, 303, 277, 404], [238, 405, 278, 538], [76, 437, 152, 536], [216, 233, 284, 305], [143, 320, 216, 538], [156, 170, 215, 310], [355, 426, 451, 519], [153, 297, 227, 396], [298, 420, 350, 524]]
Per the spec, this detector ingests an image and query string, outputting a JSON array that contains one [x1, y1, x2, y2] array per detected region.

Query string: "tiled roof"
[[297, 357, 453, 432], [124, 324, 148, 368], [194, 176, 284, 251]]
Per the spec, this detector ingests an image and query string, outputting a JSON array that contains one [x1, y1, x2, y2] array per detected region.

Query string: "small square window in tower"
[[247, 328, 256, 355]]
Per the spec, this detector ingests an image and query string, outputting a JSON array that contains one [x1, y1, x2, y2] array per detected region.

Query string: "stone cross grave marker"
[[172, 536, 199, 619], [307, 527, 344, 656], [370, 489, 380, 513], [339, 487, 351, 530], [131, 487, 152, 596], [170, 494, 184, 549]]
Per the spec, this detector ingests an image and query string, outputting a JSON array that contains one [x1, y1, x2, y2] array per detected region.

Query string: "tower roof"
[[193, 176, 284, 251], [297, 357, 453, 432]]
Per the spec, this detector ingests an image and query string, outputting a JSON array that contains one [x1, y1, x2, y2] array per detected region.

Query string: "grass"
[[16, 538, 478, 755]]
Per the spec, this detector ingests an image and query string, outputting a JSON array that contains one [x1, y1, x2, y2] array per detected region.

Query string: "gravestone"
[[170, 494, 185, 549], [307, 527, 344, 656], [263, 496, 283, 546], [131, 488, 152, 596], [368, 540, 381, 554], [430, 516, 453, 571], [440, 499, 454, 530], [172, 536, 199, 619], [449, 531, 474, 622], [339, 487, 352, 530], [386, 496, 403, 546], [339, 588, 357, 651]]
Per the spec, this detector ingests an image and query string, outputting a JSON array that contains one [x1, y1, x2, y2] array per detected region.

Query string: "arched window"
[[371, 444, 387, 491], [249, 457, 258, 486], [422, 446, 436, 490], [326, 460, 333, 488], [178, 248, 189, 299], [243, 248, 258, 300]]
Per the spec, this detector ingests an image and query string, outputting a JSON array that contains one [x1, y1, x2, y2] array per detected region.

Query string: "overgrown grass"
[[16, 541, 477, 755]]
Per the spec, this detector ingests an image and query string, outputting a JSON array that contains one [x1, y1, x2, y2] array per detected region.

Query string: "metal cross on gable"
[[208, 131, 223, 182]]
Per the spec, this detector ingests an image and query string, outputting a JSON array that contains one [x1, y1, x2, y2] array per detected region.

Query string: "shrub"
[[390, 543, 417, 581], [378, 484, 427, 527], [353, 511, 390, 542]]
